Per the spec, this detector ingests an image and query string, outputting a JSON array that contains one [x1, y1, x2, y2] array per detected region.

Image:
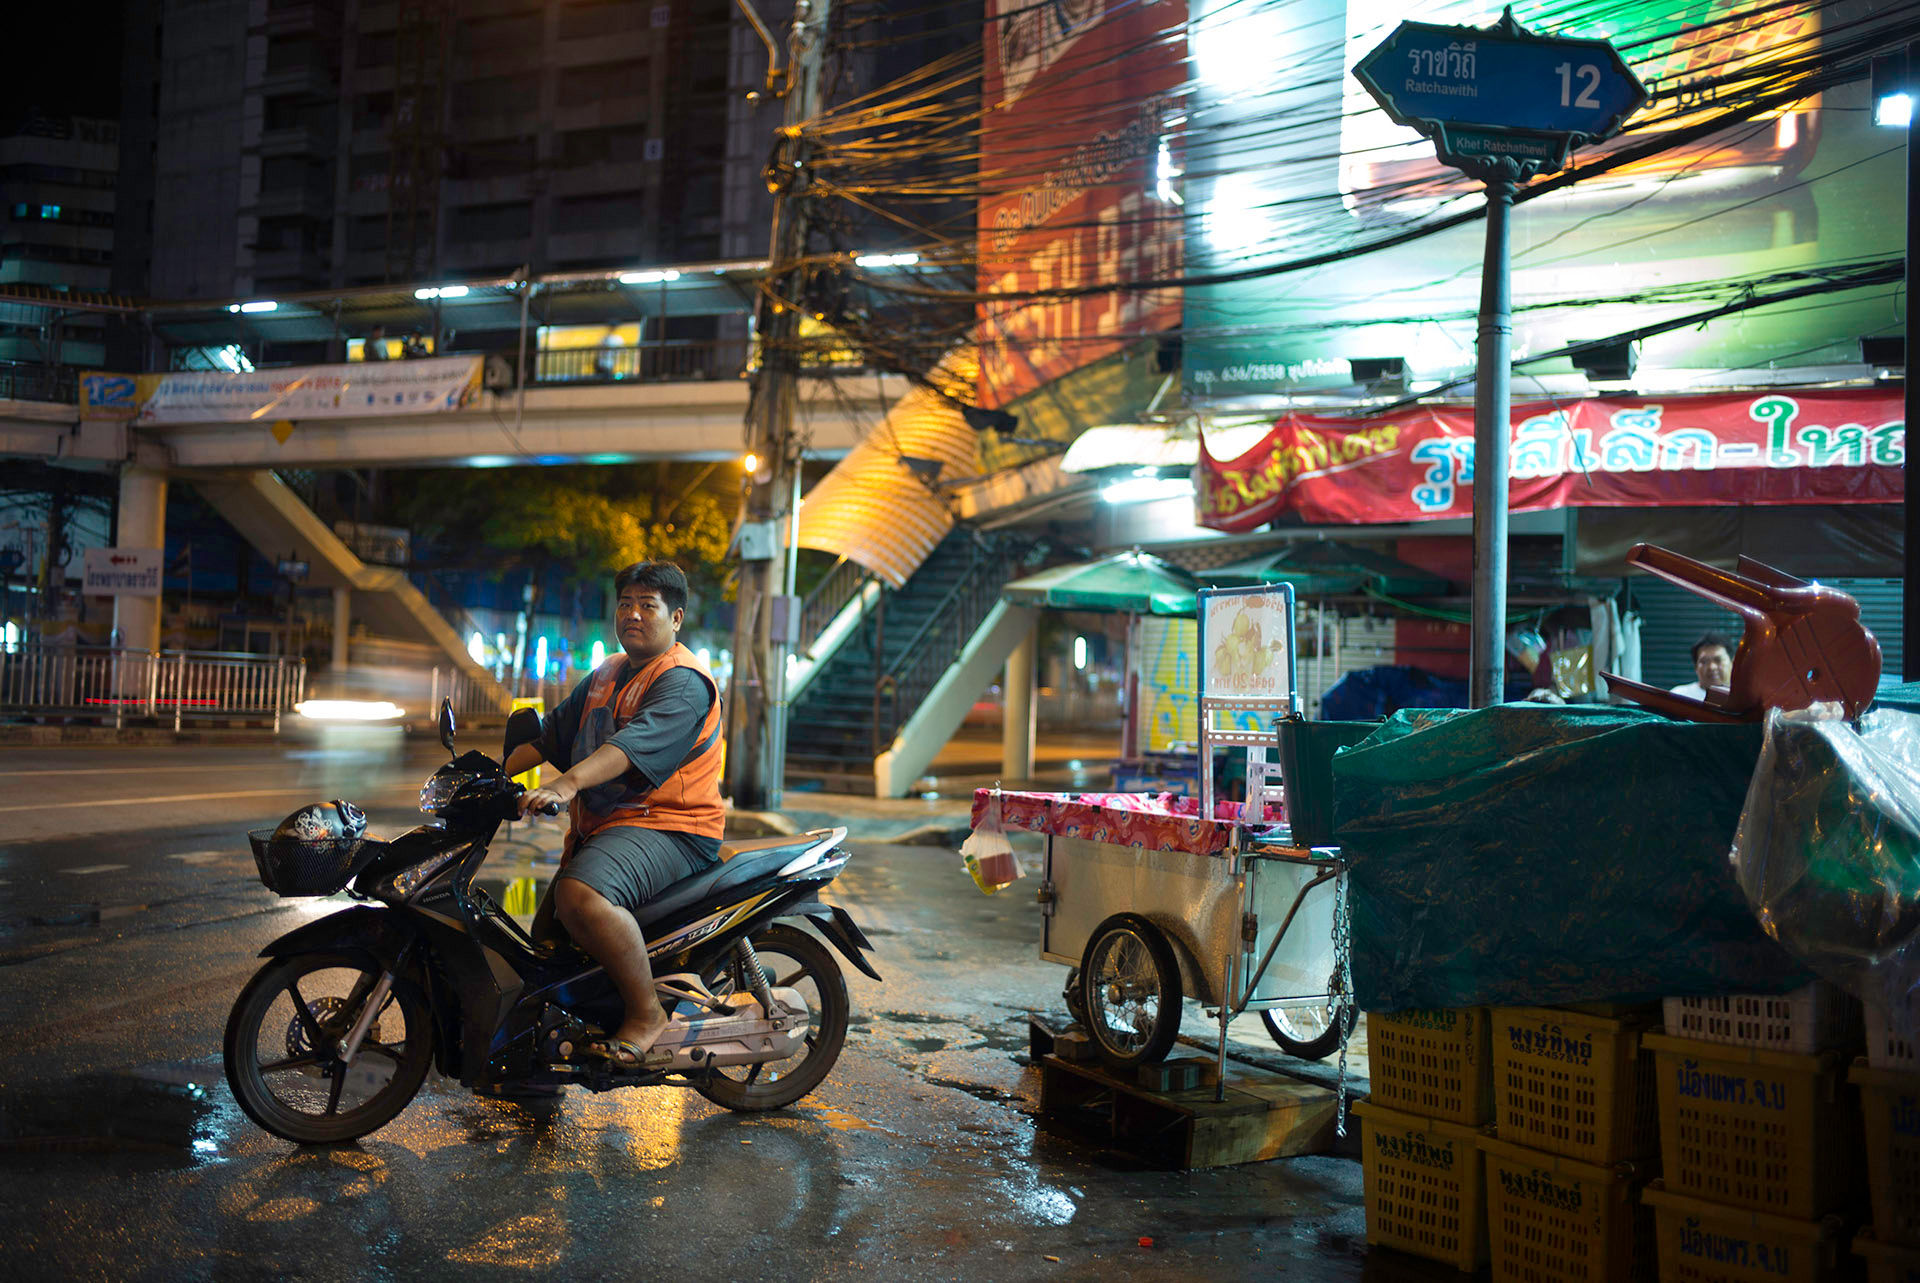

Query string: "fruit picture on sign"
[[1208, 599, 1289, 692]]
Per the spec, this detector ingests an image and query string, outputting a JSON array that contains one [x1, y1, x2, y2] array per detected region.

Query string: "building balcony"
[[546, 227, 648, 265], [552, 29, 653, 68], [551, 97, 652, 135], [442, 175, 536, 208], [252, 183, 333, 219], [249, 246, 329, 282], [552, 161, 651, 198], [258, 123, 333, 158]]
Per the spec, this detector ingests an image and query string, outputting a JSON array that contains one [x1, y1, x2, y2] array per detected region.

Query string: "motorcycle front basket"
[[248, 829, 375, 896]]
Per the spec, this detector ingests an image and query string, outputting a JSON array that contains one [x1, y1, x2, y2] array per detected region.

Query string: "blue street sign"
[[1355, 16, 1646, 144]]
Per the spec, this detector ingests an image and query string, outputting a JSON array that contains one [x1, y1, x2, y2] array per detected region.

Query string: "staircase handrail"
[[872, 537, 1024, 749], [797, 556, 877, 658]]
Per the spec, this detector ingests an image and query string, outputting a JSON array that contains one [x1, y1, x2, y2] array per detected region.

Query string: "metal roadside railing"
[[0, 643, 307, 731], [532, 339, 749, 385], [428, 664, 568, 723]]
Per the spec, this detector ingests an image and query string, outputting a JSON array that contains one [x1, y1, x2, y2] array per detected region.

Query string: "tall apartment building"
[[117, 0, 773, 303], [0, 112, 119, 369]]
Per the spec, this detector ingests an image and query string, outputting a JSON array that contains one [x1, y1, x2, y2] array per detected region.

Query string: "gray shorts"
[[557, 825, 719, 911]]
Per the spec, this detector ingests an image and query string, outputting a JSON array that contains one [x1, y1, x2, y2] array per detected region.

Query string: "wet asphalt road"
[[0, 742, 1370, 1282]]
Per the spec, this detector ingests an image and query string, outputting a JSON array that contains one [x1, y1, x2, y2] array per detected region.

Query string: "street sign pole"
[[1471, 172, 1517, 708], [1353, 6, 1647, 709]]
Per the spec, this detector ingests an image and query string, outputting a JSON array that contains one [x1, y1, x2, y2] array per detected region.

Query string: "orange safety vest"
[[563, 642, 725, 858]]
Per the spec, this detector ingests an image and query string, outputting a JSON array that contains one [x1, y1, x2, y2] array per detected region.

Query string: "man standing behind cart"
[[503, 560, 725, 1068], [1671, 632, 1734, 701]]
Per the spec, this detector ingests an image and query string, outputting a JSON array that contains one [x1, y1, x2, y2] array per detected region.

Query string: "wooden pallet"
[[1037, 1051, 1340, 1169]]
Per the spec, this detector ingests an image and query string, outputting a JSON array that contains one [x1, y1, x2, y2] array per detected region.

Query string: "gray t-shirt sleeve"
[[538, 673, 596, 771], [605, 667, 716, 791]]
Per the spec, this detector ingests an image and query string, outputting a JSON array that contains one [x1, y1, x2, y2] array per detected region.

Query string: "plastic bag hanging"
[[960, 785, 1024, 895], [1730, 706, 1920, 1042]]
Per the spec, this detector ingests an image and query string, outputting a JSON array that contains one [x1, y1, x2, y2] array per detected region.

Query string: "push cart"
[[1009, 584, 1363, 1091], [1042, 828, 1349, 1084]]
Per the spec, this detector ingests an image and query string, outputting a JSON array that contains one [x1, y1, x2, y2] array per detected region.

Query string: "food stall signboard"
[[1197, 583, 1298, 818], [1199, 584, 1297, 705]]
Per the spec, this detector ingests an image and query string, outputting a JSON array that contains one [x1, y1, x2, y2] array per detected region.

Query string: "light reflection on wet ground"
[[0, 810, 1370, 1279]]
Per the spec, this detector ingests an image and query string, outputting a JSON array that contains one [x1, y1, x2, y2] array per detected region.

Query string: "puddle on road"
[[0, 1065, 231, 1162]]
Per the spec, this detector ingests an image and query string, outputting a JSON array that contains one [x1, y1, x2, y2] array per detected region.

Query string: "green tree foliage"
[[396, 464, 736, 602]]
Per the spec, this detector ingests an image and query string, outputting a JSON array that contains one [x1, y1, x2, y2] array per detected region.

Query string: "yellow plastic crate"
[[1857, 1227, 1920, 1283], [1490, 1006, 1660, 1164], [1645, 1033, 1859, 1219], [1479, 1134, 1653, 1283], [1643, 1182, 1841, 1283], [1853, 1063, 1920, 1246], [1366, 1007, 1494, 1126], [1353, 1099, 1488, 1272]]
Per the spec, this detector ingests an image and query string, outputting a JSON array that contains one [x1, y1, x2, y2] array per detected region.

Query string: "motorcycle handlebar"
[[506, 781, 563, 818]]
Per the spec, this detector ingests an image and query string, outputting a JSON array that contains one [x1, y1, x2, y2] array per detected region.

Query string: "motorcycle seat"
[[716, 832, 823, 864], [631, 834, 827, 932]]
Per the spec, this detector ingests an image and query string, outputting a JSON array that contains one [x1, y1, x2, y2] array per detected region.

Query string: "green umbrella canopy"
[[1199, 541, 1452, 597], [1001, 551, 1198, 616]]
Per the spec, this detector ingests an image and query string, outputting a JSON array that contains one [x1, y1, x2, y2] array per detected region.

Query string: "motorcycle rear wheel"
[[693, 924, 848, 1112], [224, 952, 433, 1144]]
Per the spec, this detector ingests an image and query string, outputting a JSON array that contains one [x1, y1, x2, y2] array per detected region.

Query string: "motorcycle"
[[223, 700, 880, 1145]]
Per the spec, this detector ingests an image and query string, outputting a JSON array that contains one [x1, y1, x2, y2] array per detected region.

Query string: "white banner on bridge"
[[81, 357, 483, 424], [83, 547, 162, 596]]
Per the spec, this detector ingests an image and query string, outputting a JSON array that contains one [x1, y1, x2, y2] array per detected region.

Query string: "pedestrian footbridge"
[[0, 371, 909, 693], [0, 375, 905, 469]]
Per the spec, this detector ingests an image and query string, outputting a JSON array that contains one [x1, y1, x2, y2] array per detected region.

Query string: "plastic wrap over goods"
[[1731, 706, 1920, 1034], [1331, 704, 1811, 1012]]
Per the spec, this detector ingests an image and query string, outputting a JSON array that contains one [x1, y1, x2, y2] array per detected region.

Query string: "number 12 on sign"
[[1556, 62, 1603, 109]]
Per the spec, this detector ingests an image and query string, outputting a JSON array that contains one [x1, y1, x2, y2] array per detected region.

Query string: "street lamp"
[[1876, 50, 1918, 676]]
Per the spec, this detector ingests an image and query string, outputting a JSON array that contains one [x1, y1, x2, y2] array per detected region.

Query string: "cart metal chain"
[[1333, 864, 1354, 1138]]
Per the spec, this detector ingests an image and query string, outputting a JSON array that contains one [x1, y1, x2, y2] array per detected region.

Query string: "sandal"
[[582, 1037, 671, 1071]]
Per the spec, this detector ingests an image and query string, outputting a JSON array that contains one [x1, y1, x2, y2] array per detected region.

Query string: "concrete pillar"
[[332, 586, 351, 672], [1002, 622, 1037, 783], [112, 465, 168, 653]]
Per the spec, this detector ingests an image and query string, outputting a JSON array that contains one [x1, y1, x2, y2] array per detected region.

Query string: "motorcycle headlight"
[[419, 770, 472, 816]]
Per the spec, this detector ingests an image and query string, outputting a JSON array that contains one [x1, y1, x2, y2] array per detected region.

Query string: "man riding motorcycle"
[[503, 559, 724, 1069]]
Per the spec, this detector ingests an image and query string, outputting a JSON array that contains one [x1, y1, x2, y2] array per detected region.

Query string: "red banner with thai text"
[[1197, 389, 1905, 533]]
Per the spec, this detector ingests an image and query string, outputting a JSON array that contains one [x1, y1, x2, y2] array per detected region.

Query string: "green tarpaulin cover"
[[1330, 704, 1812, 1011]]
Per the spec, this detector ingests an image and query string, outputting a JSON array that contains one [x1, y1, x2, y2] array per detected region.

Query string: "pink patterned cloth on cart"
[[969, 790, 1281, 856]]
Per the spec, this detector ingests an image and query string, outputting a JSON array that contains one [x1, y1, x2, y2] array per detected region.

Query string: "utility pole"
[[1469, 168, 1516, 709], [728, 0, 831, 810]]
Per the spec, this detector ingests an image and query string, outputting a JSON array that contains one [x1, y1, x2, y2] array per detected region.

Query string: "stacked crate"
[[1482, 1004, 1664, 1283], [1853, 993, 1920, 1282], [1642, 984, 1863, 1283], [1355, 1007, 1495, 1272]]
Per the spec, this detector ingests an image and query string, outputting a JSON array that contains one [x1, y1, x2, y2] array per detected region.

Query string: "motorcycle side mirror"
[[504, 706, 542, 759], [438, 698, 456, 756]]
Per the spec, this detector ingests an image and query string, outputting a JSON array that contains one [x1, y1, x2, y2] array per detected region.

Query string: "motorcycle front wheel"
[[224, 951, 433, 1144], [693, 923, 848, 1112]]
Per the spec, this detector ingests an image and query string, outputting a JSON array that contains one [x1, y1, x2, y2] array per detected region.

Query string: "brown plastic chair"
[[1602, 543, 1882, 722]]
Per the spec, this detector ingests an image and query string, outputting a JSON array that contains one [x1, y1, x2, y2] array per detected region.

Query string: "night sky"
[[6, 2, 127, 124]]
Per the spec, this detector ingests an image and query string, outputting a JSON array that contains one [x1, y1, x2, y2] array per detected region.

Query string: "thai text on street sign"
[[1354, 8, 1647, 176], [1350, 8, 1647, 706], [83, 548, 162, 597]]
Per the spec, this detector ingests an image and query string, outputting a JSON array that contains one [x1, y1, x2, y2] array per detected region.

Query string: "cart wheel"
[[1261, 996, 1354, 1062], [1078, 913, 1182, 1068], [1062, 967, 1087, 1026]]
